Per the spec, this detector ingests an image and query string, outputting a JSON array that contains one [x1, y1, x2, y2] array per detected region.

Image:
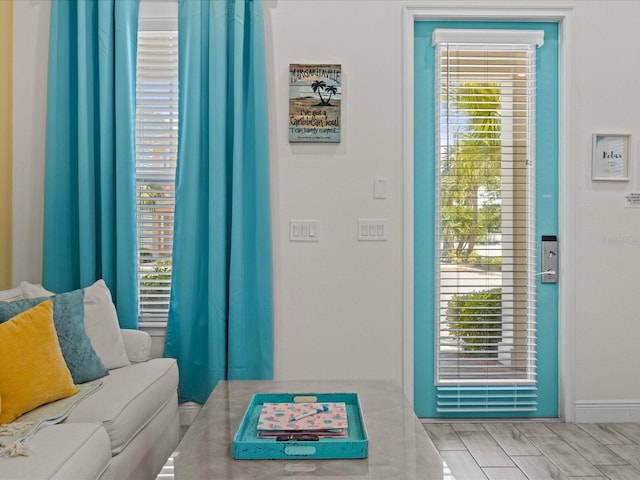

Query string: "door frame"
[[402, 5, 576, 421]]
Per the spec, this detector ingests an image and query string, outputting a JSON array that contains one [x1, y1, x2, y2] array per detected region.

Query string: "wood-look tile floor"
[[423, 422, 640, 479]]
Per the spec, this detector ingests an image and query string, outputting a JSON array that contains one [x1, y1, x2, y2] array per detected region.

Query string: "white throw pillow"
[[19, 282, 51, 298], [21, 279, 131, 370], [82, 280, 131, 370], [0, 286, 25, 302]]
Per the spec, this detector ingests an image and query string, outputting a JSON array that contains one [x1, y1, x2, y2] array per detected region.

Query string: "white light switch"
[[290, 220, 320, 242], [358, 219, 387, 241], [373, 178, 387, 199]]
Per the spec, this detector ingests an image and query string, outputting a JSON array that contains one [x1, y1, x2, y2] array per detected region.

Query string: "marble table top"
[[160, 379, 453, 479]]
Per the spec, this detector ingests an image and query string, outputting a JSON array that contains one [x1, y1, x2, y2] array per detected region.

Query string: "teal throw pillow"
[[0, 289, 108, 384]]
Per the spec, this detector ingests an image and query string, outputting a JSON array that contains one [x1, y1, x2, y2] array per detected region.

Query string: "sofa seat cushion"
[[64, 358, 178, 455], [0, 423, 111, 480]]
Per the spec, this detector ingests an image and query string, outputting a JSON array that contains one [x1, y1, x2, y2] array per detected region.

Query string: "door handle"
[[540, 235, 557, 283]]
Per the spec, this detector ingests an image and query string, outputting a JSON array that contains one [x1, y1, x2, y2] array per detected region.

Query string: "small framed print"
[[289, 64, 341, 143], [592, 134, 630, 181]]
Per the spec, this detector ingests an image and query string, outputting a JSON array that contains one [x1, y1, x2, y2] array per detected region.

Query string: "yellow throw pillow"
[[0, 301, 79, 424]]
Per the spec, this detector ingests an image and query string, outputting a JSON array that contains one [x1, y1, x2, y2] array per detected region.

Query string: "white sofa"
[[0, 281, 180, 480]]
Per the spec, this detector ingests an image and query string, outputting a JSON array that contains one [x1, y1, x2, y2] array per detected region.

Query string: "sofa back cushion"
[[0, 286, 24, 302]]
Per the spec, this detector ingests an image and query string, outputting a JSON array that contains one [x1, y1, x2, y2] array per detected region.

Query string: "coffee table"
[[159, 380, 448, 479]]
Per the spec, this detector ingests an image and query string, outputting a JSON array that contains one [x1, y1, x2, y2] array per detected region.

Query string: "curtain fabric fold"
[[44, 0, 139, 329], [164, 0, 273, 404]]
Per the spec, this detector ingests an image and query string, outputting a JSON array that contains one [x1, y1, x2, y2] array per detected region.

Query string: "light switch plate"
[[373, 178, 387, 199], [290, 220, 319, 242], [358, 219, 387, 241]]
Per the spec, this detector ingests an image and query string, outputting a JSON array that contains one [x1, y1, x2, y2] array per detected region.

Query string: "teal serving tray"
[[232, 392, 368, 460]]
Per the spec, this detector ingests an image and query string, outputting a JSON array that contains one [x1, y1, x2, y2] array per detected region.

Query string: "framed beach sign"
[[289, 64, 341, 143], [592, 134, 630, 181]]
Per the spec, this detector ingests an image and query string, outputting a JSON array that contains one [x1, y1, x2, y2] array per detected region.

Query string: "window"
[[433, 29, 542, 412], [135, 19, 178, 328]]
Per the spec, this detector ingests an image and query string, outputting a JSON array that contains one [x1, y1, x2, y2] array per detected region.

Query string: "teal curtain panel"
[[43, 0, 139, 329], [164, 0, 273, 403]]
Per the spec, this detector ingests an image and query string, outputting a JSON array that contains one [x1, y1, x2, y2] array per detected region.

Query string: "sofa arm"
[[120, 329, 152, 363]]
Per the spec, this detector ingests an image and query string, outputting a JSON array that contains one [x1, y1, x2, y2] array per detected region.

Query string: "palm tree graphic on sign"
[[311, 80, 337, 106]]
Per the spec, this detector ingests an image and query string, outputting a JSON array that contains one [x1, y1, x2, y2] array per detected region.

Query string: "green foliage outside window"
[[440, 83, 503, 269], [446, 287, 502, 355]]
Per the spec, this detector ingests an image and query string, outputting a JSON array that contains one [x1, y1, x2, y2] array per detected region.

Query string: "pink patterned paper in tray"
[[257, 402, 348, 431]]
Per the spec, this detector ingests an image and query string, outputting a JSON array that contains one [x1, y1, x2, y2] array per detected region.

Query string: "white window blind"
[[135, 29, 178, 327], [433, 29, 542, 412]]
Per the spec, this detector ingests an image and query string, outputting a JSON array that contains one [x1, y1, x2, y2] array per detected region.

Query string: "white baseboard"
[[179, 401, 202, 427], [574, 400, 640, 423]]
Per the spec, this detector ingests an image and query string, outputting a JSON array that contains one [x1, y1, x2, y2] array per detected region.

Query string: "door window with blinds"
[[135, 26, 178, 327], [433, 29, 543, 412]]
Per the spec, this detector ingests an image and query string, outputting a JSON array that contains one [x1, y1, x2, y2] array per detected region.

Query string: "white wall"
[[12, 0, 640, 419], [571, 2, 640, 412], [265, 0, 403, 383], [12, 0, 49, 286]]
